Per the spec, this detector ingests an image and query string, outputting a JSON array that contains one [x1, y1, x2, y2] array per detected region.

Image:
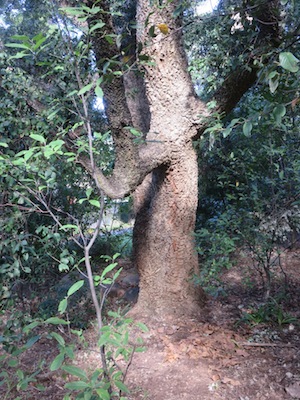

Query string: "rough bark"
[[133, 149, 206, 317]]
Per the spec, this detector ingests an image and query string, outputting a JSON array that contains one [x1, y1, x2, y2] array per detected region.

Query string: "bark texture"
[[133, 150, 206, 316]]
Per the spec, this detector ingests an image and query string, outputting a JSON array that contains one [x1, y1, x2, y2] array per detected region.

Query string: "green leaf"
[[115, 380, 129, 393], [30, 133, 46, 144], [5, 43, 31, 50], [50, 353, 65, 371], [86, 5, 101, 14], [268, 71, 279, 94], [0, 142, 8, 147], [112, 253, 120, 260], [51, 332, 66, 347], [45, 317, 69, 325], [101, 263, 118, 279], [59, 7, 86, 16], [24, 335, 40, 349], [89, 199, 101, 208], [67, 280, 84, 297], [23, 148, 35, 161], [222, 127, 232, 138], [273, 104, 286, 125], [33, 35, 47, 51], [58, 298, 68, 314], [16, 370, 24, 380], [173, 3, 184, 17], [86, 187, 93, 198], [78, 198, 87, 204], [112, 268, 122, 281], [11, 35, 30, 41], [95, 85, 104, 98], [136, 322, 149, 333], [48, 139, 65, 150], [78, 82, 93, 96], [9, 51, 29, 59], [65, 381, 89, 390], [59, 224, 80, 232], [23, 321, 40, 334], [148, 25, 156, 37], [47, 109, 60, 120], [279, 52, 299, 73], [8, 358, 19, 367], [135, 346, 147, 352], [66, 90, 78, 98], [98, 331, 111, 347], [104, 34, 115, 44], [59, 263, 69, 272], [95, 388, 110, 400], [64, 345, 75, 360], [62, 365, 87, 380], [242, 121, 252, 137], [89, 21, 105, 34], [83, 391, 92, 400]]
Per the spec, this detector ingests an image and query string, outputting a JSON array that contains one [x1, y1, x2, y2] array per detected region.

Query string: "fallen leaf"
[[285, 382, 300, 398], [222, 377, 241, 386], [203, 329, 215, 335], [220, 358, 239, 367], [164, 343, 180, 363], [200, 349, 212, 358], [185, 343, 200, 359], [212, 374, 221, 382], [235, 349, 249, 357], [157, 23, 169, 35]]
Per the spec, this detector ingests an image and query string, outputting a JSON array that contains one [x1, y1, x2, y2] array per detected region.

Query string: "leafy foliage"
[[0, 1, 141, 398], [190, 0, 300, 297]]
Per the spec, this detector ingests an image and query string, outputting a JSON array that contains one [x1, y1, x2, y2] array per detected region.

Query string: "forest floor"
[[1, 249, 300, 400]]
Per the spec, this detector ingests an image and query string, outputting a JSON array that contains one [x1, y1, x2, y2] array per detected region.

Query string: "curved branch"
[[77, 142, 170, 198]]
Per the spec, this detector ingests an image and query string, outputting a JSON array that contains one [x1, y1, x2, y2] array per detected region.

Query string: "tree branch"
[[212, 0, 281, 116]]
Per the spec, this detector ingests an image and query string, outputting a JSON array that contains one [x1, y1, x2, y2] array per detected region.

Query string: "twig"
[[122, 343, 136, 384], [238, 342, 295, 348]]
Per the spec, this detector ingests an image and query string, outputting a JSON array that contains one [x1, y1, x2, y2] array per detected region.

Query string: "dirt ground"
[[1, 249, 300, 399]]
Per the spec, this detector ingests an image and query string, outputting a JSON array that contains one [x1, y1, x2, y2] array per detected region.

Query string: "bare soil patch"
[[1, 250, 300, 399]]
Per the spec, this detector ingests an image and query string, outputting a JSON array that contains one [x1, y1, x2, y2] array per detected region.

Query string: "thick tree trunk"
[[133, 143, 206, 317], [128, 0, 207, 317]]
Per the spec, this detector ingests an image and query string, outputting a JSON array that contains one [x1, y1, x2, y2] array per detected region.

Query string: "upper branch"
[[213, 0, 281, 116]]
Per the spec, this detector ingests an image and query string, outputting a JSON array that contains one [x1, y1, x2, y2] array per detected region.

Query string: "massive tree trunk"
[[84, 0, 281, 319], [130, 0, 208, 316]]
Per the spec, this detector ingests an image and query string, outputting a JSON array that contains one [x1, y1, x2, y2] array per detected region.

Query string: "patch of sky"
[[196, 0, 219, 15]]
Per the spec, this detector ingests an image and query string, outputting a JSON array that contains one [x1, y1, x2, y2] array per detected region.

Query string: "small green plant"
[[59, 310, 147, 400], [239, 298, 299, 327], [51, 255, 148, 400], [0, 308, 46, 399]]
